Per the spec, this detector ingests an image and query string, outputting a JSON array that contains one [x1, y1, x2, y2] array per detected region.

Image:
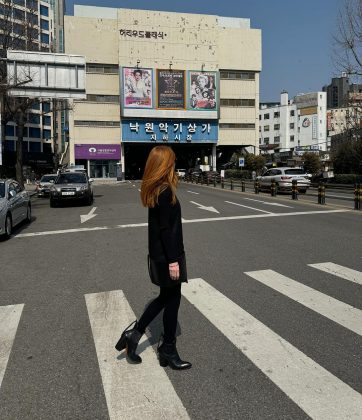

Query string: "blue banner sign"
[[122, 120, 218, 143]]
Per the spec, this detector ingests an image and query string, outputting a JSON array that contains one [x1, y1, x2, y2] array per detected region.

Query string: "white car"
[[257, 167, 311, 193], [0, 179, 32, 239], [176, 169, 186, 179]]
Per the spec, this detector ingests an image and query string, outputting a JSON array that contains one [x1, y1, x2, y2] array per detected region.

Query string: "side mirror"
[[89, 178, 94, 183], [8, 190, 16, 199], [50, 179, 55, 183]]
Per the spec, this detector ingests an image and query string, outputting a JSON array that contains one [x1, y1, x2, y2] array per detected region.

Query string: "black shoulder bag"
[[148, 253, 187, 287]]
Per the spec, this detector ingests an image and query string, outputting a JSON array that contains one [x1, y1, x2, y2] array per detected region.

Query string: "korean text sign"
[[122, 120, 218, 143]]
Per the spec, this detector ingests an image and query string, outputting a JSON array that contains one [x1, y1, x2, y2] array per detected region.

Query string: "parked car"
[[49, 171, 94, 207], [201, 170, 220, 181], [0, 179, 31, 239], [257, 167, 311, 193], [36, 174, 58, 197], [176, 169, 186, 179]]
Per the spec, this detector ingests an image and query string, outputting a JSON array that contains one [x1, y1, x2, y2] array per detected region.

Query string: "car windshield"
[[56, 173, 87, 184], [41, 175, 57, 182], [0, 183, 4, 198], [285, 169, 306, 175]]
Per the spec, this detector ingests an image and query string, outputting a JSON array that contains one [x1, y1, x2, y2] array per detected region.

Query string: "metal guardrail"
[[183, 175, 361, 210]]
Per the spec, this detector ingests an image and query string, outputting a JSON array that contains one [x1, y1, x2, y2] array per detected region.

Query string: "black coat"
[[148, 187, 184, 263]]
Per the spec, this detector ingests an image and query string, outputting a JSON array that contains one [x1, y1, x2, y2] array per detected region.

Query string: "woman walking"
[[115, 146, 191, 370]]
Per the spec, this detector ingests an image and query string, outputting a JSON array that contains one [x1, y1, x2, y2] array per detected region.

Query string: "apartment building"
[[259, 91, 327, 161]]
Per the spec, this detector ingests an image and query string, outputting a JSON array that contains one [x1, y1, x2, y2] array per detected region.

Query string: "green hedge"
[[225, 169, 251, 179], [334, 174, 362, 184]]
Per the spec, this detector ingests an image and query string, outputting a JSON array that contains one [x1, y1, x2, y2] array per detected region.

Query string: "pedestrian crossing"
[[1, 263, 361, 419]]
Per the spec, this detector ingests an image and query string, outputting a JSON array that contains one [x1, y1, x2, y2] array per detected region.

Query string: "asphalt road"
[[0, 181, 361, 420]]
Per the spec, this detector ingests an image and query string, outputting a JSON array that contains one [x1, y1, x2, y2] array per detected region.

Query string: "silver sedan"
[[0, 179, 32, 239]]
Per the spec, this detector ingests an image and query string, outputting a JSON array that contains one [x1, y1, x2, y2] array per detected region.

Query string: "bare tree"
[[0, 0, 51, 185], [334, 0, 362, 78]]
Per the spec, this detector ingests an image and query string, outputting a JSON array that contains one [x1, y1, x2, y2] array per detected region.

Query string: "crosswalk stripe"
[[308, 262, 362, 285], [0, 304, 24, 389], [182, 278, 362, 420], [244, 269, 362, 336], [85, 290, 190, 420]]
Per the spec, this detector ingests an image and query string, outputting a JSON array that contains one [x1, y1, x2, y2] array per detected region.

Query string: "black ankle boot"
[[115, 321, 142, 364], [157, 338, 192, 370]]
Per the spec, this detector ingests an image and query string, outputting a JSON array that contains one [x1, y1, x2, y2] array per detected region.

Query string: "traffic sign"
[[239, 158, 245, 167]]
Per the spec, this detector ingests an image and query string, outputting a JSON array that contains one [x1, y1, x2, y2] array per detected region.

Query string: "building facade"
[[323, 75, 362, 109], [259, 91, 327, 161], [0, 0, 58, 176], [64, 5, 261, 179]]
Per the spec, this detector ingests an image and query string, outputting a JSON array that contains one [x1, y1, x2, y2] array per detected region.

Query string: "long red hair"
[[141, 146, 178, 208]]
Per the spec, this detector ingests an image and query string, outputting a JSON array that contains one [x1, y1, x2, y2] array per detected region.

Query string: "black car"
[[49, 171, 94, 207]]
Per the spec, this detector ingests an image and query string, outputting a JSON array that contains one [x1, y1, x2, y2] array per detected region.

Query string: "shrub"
[[334, 174, 362, 184], [225, 169, 251, 179]]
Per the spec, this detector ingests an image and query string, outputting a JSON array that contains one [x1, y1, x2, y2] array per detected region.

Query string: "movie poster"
[[157, 70, 185, 109], [188, 71, 217, 110], [123, 67, 153, 108]]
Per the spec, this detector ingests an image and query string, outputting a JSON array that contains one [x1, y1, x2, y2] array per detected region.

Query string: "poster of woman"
[[188, 71, 218, 110], [123, 67, 153, 108]]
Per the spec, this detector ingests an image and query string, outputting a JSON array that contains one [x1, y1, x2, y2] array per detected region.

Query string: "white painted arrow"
[[242, 197, 292, 208], [80, 207, 98, 224], [190, 201, 219, 214]]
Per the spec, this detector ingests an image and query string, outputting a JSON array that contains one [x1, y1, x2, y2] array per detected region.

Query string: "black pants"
[[136, 284, 182, 343]]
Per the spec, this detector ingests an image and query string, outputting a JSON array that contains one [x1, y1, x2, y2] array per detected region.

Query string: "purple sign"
[[75, 144, 121, 160]]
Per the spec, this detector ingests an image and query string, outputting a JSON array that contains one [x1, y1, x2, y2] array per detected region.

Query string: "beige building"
[[65, 5, 261, 179]]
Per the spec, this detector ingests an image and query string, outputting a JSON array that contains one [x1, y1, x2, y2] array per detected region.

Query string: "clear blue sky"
[[65, 0, 342, 102]]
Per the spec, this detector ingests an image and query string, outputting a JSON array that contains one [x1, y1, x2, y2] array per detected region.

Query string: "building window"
[[220, 70, 255, 80], [27, 0, 38, 10], [13, 0, 25, 6], [43, 143, 52, 153], [42, 101, 51, 113], [29, 141, 41, 152], [5, 141, 15, 151], [40, 4, 49, 17], [320, 120, 322, 124], [264, 125, 270, 132], [27, 12, 38, 25], [43, 129, 51, 139], [74, 120, 120, 127], [264, 113, 270, 120], [41, 33, 49, 44], [290, 135, 295, 142], [274, 124, 280, 130], [40, 19, 49, 31], [274, 112, 280, 118], [220, 99, 255, 107], [298, 127, 300, 133], [5, 125, 15, 137], [219, 123, 255, 129], [43, 116, 51, 126], [13, 8, 25, 21], [290, 110, 295, 117], [274, 136, 280, 143], [28, 113, 40, 124], [86, 94, 120, 103], [86, 63, 119, 74], [29, 127, 41, 138], [264, 137, 269, 144], [290, 123, 294, 129]]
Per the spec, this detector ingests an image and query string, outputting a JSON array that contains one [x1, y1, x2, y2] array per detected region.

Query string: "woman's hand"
[[169, 262, 180, 281]]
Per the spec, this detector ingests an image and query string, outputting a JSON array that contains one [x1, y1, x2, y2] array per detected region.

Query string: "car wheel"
[[26, 204, 32, 223], [4, 214, 12, 239], [87, 194, 93, 206]]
